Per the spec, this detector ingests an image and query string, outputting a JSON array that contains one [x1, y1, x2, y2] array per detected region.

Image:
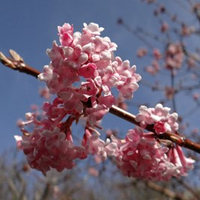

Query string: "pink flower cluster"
[[14, 23, 141, 175], [138, 48, 162, 76], [15, 127, 86, 175], [39, 22, 141, 116], [165, 43, 184, 70], [15, 105, 113, 175], [145, 60, 160, 75], [111, 128, 194, 181], [144, 43, 184, 75], [135, 104, 179, 134]]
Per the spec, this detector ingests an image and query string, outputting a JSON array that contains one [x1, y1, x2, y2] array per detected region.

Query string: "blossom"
[[38, 22, 141, 124], [39, 87, 51, 100], [165, 43, 184, 70], [135, 104, 179, 134], [78, 63, 98, 78], [88, 167, 99, 176], [85, 104, 109, 126], [164, 86, 175, 100], [82, 128, 107, 159], [137, 47, 148, 58], [110, 128, 194, 181], [145, 60, 160, 75], [167, 145, 195, 176], [15, 127, 86, 175], [83, 22, 104, 36], [16, 22, 142, 175], [153, 48, 162, 60], [58, 23, 74, 46]]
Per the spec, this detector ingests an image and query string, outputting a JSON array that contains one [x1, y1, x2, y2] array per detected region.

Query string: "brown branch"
[[118, 180, 184, 200], [144, 180, 183, 200], [177, 178, 200, 200], [0, 50, 40, 78], [1, 49, 200, 154]]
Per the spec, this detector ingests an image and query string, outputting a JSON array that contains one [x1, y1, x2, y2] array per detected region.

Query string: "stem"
[[0, 51, 40, 78], [170, 69, 177, 112], [1, 50, 200, 153]]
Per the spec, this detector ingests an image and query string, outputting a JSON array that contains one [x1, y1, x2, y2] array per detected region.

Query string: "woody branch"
[[1, 49, 200, 154]]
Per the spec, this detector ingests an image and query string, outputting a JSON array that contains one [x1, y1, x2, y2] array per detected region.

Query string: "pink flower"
[[14, 135, 23, 150], [86, 104, 109, 126], [164, 86, 175, 100], [58, 23, 74, 46], [135, 104, 179, 134], [39, 87, 51, 100], [165, 43, 184, 70], [154, 121, 167, 134], [15, 127, 86, 175], [168, 145, 195, 176], [98, 95, 115, 108], [110, 128, 194, 181], [88, 167, 99, 176], [114, 59, 141, 99], [83, 22, 104, 36], [153, 48, 162, 60], [82, 128, 108, 159], [137, 47, 148, 58], [59, 89, 84, 114], [79, 79, 99, 98], [78, 63, 98, 78], [145, 60, 160, 75], [38, 65, 53, 82]]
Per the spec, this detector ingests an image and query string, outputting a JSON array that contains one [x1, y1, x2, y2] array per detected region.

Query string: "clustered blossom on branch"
[[141, 43, 184, 76], [165, 43, 184, 70], [14, 23, 195, 180], [14, 22, 141, 175], [38, 23, 141, 120], [135, 103, 179, 134], [111, 128, 194, 181]]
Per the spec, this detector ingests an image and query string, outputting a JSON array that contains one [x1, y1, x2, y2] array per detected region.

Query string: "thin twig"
[[0, 50, 40, 78]]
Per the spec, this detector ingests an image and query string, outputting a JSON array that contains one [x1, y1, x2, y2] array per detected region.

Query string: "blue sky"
[[0, 1, 196, 152]]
